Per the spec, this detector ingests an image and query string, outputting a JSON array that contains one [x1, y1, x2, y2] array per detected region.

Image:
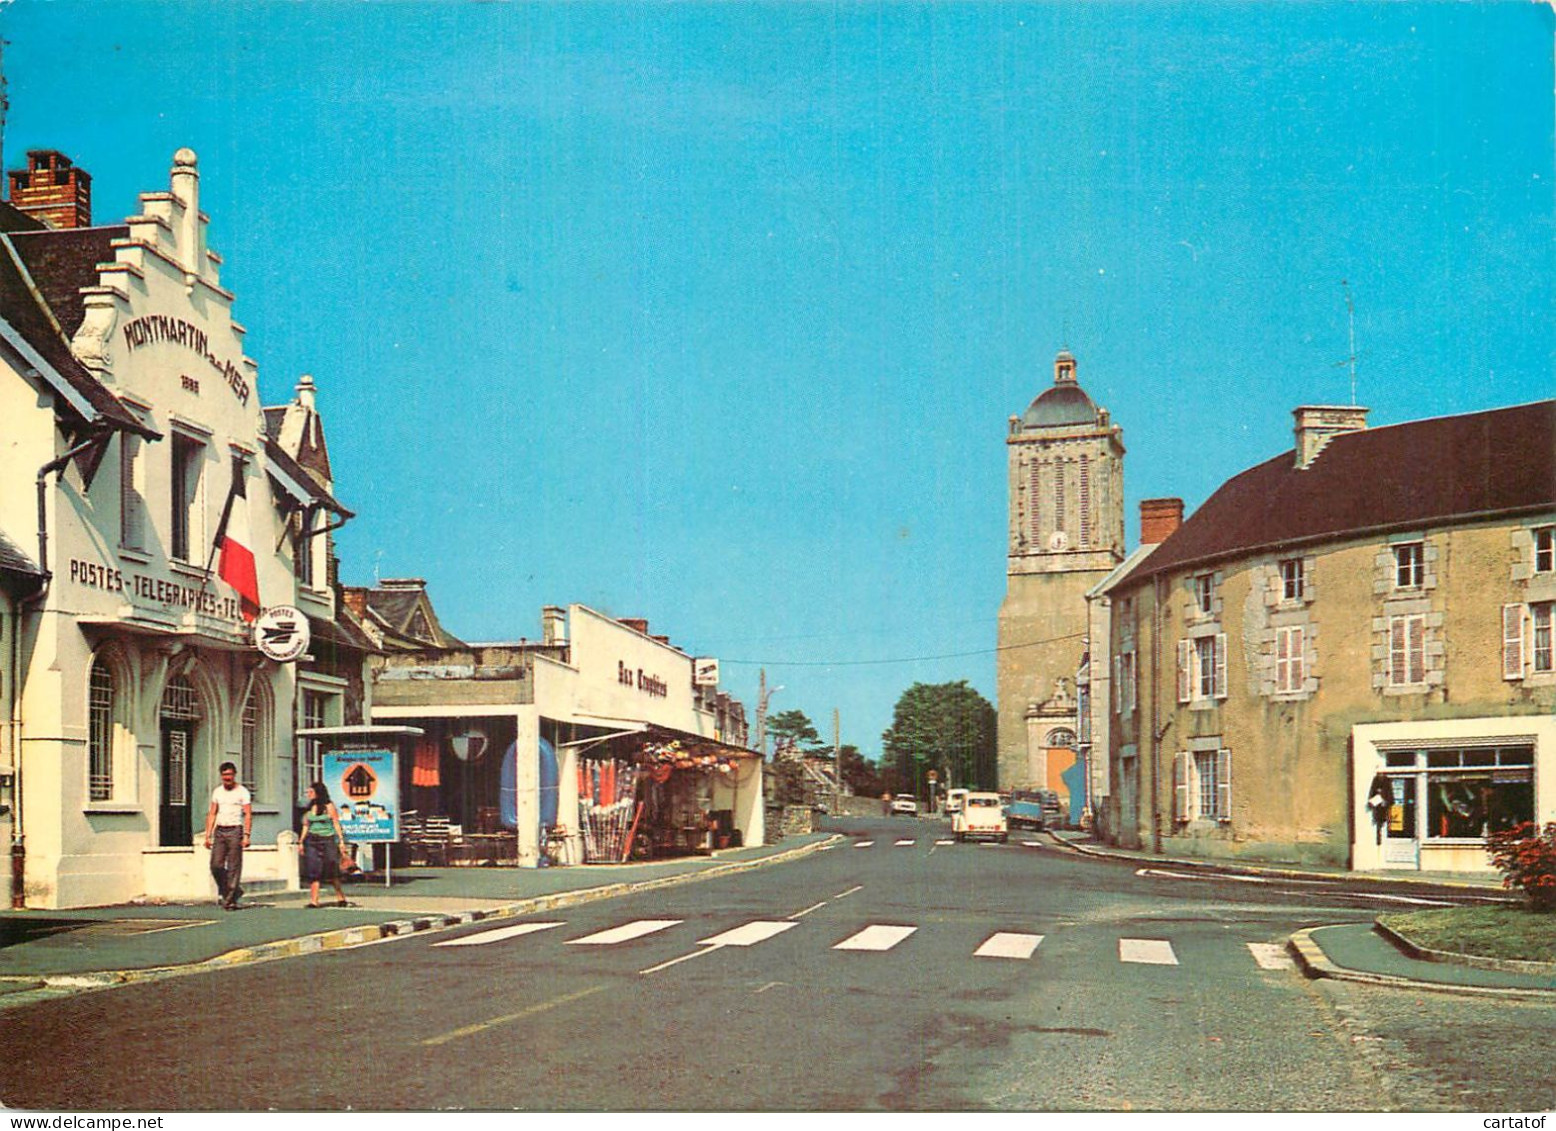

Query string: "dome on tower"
[[1020, 350, 1101, 427]]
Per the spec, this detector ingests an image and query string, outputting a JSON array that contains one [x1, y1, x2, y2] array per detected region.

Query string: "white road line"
[[566, 919, 682, 946], [894, 839, 916, 846], [935, 839, 954, 846], [973, 932, 1045, 960], [854, 841, 875, 848], [833, 925, 917, 951], [1022, 841, 1044, 847], [1248, 942, 1295, 970], [699, 921, 799, 947], [1119, 937, 1178, 965], [432, 922, 563, 948], [1136, 868, 1456, 906], [834, 885, 864, 899], [789, 901, 828, 920]]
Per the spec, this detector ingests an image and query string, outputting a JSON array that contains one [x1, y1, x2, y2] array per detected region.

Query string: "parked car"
[[890, 793, 920, 816], [952, 792, 1008, 842], [944, 787, 969, 816]]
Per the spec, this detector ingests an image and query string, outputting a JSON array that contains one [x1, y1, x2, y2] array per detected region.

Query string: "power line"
[[716, 630, 1087, 668]]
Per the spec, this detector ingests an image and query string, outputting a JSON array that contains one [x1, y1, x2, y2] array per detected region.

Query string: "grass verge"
[[1379, 905, 1556, 964]]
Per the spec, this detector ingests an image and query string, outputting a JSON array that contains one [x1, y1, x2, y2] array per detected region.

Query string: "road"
[[0, 815, 1551, 1111]]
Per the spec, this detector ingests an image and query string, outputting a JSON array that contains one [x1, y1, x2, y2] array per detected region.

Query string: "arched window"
[[239, 678, 271, 798], [88, 662, 116, 801]]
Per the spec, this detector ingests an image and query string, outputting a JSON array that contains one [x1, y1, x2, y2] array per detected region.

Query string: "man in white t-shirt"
[[204, 761, 252, 910]]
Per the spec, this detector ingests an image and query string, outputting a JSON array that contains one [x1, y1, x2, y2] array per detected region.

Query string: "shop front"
[[1352, 715, 1556, 874]]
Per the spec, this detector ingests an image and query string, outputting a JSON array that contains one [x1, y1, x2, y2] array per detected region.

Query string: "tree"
[[767, 709, 824, 754], [837, 743, 883, 797], [880, 680, 997, 795]]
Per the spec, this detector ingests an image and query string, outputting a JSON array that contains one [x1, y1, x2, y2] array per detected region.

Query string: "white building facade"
[[2, 150, 338, 907]]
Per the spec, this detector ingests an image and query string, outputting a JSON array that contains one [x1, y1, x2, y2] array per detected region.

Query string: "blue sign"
[[324, 749, 399, 842]]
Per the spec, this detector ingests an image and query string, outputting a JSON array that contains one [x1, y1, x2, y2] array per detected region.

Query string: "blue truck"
[[1006, 789, 1063, 831]]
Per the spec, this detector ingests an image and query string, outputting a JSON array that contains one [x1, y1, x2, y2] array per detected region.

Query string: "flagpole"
[[195, 454, 243, 614]]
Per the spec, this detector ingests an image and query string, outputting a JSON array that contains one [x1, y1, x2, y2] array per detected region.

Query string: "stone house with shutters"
[[1103, 400, 1556, 874]]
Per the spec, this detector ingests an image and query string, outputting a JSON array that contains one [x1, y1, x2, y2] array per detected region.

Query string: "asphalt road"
[[0, 815, 1551, 1111]]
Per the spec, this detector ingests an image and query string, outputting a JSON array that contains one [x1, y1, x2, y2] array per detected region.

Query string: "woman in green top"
[[298, 781, 350, 907]]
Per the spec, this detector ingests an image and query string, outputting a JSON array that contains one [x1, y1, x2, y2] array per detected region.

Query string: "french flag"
[[216, 461, 260, 623]]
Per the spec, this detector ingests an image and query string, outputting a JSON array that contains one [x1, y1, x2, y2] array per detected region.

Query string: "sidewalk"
[[0, 833, 836, 994], [1044, 830, 1556, 999]]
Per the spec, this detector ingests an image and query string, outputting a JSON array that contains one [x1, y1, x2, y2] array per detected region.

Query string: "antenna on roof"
[[1333, 279, 1358, 405]]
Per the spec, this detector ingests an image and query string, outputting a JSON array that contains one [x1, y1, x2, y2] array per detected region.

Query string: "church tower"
[[996, 350, 1124, 796]]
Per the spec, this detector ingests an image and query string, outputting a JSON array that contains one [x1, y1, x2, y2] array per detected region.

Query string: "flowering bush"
[[1485, 822, 1556, 911]]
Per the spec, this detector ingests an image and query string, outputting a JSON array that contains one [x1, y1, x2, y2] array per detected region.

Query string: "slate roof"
[[8, 225, 127, 338], [263, 435, 352, 517], [1114, 400, 1556, 589], [0, 527, 43, 595], [0, 232, 154, 436]]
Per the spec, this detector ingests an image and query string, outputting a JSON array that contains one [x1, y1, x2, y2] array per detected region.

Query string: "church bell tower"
[[995, 350, 1125, 794]]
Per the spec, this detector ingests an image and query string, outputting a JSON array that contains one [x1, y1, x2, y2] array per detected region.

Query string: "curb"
[[1287, 926, 1556, 1001], [4, 835, 842, 998], [1044, 833, 1512, 898], [1372, 919, 1556, 977]]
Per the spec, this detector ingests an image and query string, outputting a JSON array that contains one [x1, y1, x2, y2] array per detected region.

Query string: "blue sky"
[[6, 2, 1552, 758]]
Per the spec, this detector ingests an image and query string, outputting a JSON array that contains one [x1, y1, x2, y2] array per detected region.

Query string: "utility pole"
[[832, 708, 841, 816], [755, 669, 782, 758]]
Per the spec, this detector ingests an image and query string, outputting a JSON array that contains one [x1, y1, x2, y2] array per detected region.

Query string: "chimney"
[[1140, 498, 1184, 546], [378, 578, 426, 592], [7, 149, 91, 229], [341, 589, 367, 618], [620, 618, 649, 635], [1293, 405, 1369, 469], [541, 605, 566, 646], [296, 374, 317, 411]]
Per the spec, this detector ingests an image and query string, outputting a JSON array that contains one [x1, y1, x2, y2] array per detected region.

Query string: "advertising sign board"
[[324, 749, 399, 842]]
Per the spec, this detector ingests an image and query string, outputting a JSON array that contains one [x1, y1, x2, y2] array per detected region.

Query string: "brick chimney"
[[8, 150, 91, 229], [1293, 405, 1369, 469], [619, 618, 649, 635], [1140, 498, 1184, 546]]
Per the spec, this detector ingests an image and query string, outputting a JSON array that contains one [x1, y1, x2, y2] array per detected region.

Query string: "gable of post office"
[[1, 150, 317, 907]]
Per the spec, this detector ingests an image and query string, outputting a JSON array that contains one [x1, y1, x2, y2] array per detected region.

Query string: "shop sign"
[[325, 750, 399, 843], [68, 556, 243, 621], [254, 605, 309, 662], [693, 657, 719, 686], [618, 660, 668, 698]]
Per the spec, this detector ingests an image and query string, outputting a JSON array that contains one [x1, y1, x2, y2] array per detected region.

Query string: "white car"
[[952, 792, 1008, 842], [890, 794, 920, 816]]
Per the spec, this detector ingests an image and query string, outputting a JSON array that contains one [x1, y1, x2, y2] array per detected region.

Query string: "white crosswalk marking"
[[432, 922, 563, 948], [566, 919, 682, 946], [973, 932, 1045, 960], [854, 841, 875, 848], [1248, 942, 1295, 970], [699, 921, 799, 947], [934, 839, 954, 845], [894, 839, 915, 846], [1119, 938, 1178, 965], [834, 925, 917, 951]]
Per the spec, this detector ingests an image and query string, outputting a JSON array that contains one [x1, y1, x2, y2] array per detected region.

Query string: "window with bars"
[[161, 675, 200, 721], [1053, 462, 1066, 538], [1078, 456, 1090, 547], [88, 663, 115, 801]]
